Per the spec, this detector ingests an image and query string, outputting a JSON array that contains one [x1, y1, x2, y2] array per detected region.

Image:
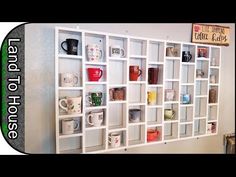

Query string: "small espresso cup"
[[59, 96, 82, 114], [87, 111, 104, 127], [129, 109, 141, 123], [110, 45, 125, 57], [62, 119, 80, 135], [61, 38, 79, 55], [60, 73, 79, 87], [182, 51, 192, 62], [108, 133, 121, 148]]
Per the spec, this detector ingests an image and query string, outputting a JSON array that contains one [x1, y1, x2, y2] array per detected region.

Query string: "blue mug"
[[182, 94, 191, 104]]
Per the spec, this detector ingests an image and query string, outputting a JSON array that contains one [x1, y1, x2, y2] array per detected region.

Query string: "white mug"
[[59, 96, 82, 114], [87, 111, 104, 127], [108, 133, 121, 148], [110, 45, 125, 57], [86, 44, 103, 62], [62, 119, 80, 135], [60, 73, 79, 87]]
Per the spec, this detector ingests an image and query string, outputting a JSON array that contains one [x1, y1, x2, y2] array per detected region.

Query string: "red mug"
[[147, 129, 160, 142], [129, 66, 142, 81], [87, 68, 103, 81]]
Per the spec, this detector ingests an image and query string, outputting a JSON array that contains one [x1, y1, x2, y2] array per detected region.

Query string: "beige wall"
[[25, 23, 235, 153]]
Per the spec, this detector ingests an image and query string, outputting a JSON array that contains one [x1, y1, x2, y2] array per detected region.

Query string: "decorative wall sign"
[[192, 23, 230, 46]]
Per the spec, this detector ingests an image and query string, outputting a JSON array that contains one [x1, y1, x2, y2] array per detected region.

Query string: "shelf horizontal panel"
[[128, 122, 145, 126], [85, 145, 105, 153], [59, 87, 83, 90], [165, 79, 179, 82], [209, 84, 219, 86], [164, 120, 178, 123], [196, 57, 210, 61], [147, 122, 162, 127], [86, 106, 107, 110], [59, 148, 82, 154], [58, 54, 83, 59], [180, 134, 193, 138], [85, 81, 107, 85], [109, 125, 126, 132], [85, 62, 107, 66], [208, 103, 218, 106], [194, 116, 207, 120], [147, 84, 163, 87], [59, 133, 83, 139], [148, 61, 164, 65], [130, 55, 147, 58], [165, 57, 181, 60], [181, 83, 194, 85], [109, 100, 127, 104], [128, 81, 146, 84], [210, 66, 220, 69], [208, 120, 218, 123], [180, 104, 194, 107], [109, 84, 127, 88], [195, 78, 208, 81], [128, 102, 146, 106], [164, 101, 179, 104], [195, 95, 208, 98], [85, 126, 106, 131], [179, 121, 193, 125], [147, 105, 163, 108], [59, 113, 83, 119], [181, 62, 195, 65], [109, 57, 128, 61]]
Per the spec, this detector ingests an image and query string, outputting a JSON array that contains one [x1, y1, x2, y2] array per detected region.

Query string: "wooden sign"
[[192, 23, 230, 46]]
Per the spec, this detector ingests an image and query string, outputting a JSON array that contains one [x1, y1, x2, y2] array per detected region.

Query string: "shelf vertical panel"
[[55, 28, 59, 153]]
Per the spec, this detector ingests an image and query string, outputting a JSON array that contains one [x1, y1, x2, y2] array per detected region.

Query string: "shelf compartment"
[[85, 129, 106, 153], [207, 122, 217, 134], [197, 46, 210, 58], [59, 136, 82, 154], [194, 119, 206, 136], [180, 123, 193, 138], [129, 57, 147, 82], [130, 38, 147, 56], [180, 106, 193, 123], [109, 35, 128, 58], [109, 103, 126, 129], [109, 87, 126, 102], [165, 60, 180, 80], [181, 64, 195, 83], [147, 107, 162, 125], [164, 81, 179, 102], [85, 109, 106, 128], [129, 84, 146, 104], [147, 126, 162, 143], [208, 105, 218, 121], [209, 68, 219, 84], [85, 64, 107, 82], [195, 97, 207, 117], [58, 58, 83, 87], [59, 117, 82, 136], [128, 105, 145, 124], [128, 124, 145, 145], [109, 60, 127, 85], [85, 84, 106, 107], [164, 103, 179, 121], [195, 80, 208, 96], [58, 90, 83, 116], [148, 64, 164, 85], [166, 42, 181, 57], [182, 44, 196, 63], [58, 29, 82, 56], [147, 86, 163, 106], [180, 85, 194, 104], [108, 130, 127, 149], [210, 47, 220, 66], [149, 41, 165, 62], [209, 86, 218, 103], [85, 32, 106, 63], [164, 122, 178, 140], [196, 60, 209, 79]]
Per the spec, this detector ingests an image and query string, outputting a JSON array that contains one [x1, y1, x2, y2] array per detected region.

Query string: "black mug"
[[182, 51, 192, 62], [61, 39, 79, 55]]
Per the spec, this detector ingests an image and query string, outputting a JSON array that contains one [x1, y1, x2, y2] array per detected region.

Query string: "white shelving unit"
[[55, 27, 221, 153]]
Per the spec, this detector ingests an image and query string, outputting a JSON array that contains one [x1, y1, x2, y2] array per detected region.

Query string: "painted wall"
[[25, 23, 235, 153]]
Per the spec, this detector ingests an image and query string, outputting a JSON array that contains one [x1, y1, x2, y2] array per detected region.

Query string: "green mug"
[[164, 109, 175, 120], [88, 92, 102, 106]]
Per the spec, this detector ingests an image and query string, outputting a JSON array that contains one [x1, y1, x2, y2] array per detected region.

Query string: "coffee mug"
[[147, 129, 160, 142], [110, 45, 125, 57], [113, 88, 125, 101], [87, 68, 103, 81], [59, 96, 82, 114], [129, 66, 142, 81], [87, 111, 104, 127], [61, 38, 79, 55], [87, 92, 103, 106], [196, 69, 204, 78], [87, 44, 103, 62], [198, 47, 207, 57], [209, 89, 217, 103], [108, 133, 121, 148], [165, 89, 175, 101], [60, 73, 79, 87], [182, 51, 192, 62], [166, 47, 178, 57], [182, 94, 191, 104], [129, 109, 141, 123], [62, 119, 80, 135], [148, 68, 159, 84], [164, 109, 175, 120], [147, 91, 157, 105]]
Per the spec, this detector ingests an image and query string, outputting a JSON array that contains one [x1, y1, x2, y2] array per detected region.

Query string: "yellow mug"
[[147, 91, 157, 105]]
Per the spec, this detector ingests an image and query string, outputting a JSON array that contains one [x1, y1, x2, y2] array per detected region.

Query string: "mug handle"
[[73, 120, 80, 131], [73, 74, 79, 86], [170, 110, 175, 119], [86, 95, 93, 106], [98, 69, 103, 79], [99, 50, 103, 59], [108, 136, 112, 144], [59, 99, 68, 112], [187, 54, 192, 62], [61, 41, 68, 53], [138, 69, 142, 77], [86, 113, 94, 126], [120, 48, 125, 57]]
